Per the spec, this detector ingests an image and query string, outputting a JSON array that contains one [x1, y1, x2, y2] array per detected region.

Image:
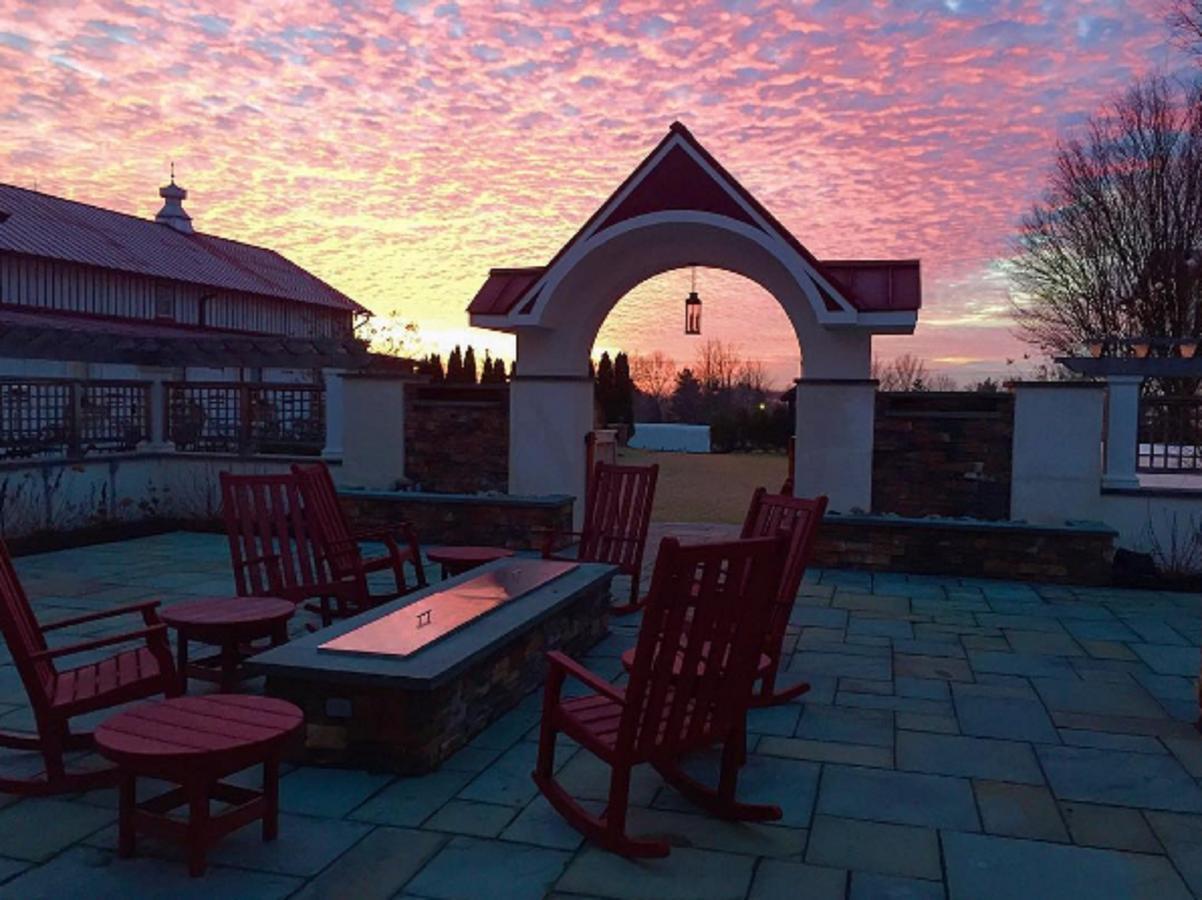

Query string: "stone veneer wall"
[[338, 489, 573, 550], [872, 392, 1015, 520], [812, 514, 1116, 585], [404, 383, 508, 493], [267, 579, 610, 773]]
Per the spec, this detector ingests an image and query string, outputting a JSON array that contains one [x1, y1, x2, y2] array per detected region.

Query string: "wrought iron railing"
[[166, 382, 325, 456], [1137, 395, 1202, 472], [0, 379, 151, 460]]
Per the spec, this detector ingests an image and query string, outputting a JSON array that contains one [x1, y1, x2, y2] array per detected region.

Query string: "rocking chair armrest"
[[30, 624, 169, 662], [41, 599, 162, 632], [545, 651, 626, 704]]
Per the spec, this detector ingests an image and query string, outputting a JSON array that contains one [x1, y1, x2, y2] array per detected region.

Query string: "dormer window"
[[154, 284, 175, 321]]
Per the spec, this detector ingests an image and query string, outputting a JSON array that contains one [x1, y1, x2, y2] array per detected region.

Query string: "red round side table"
[[160, 596, 295, 692], [95, 694, 303, 877]]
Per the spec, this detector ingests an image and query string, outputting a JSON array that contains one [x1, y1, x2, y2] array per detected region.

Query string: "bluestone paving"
[[0, 846, 302, 899], [795, 704, 894, 747], [405, 836, 571, 900], [1145, 811, 1202, 895], [806, 814, 942, 880], [1033, 678, 1168, 719], [289, 827, 446, 900], [558, 846, 755, 900], [749, 860, 846, 900], [942, 830, 1193, 900], [1059, 802, 1163, 853], [897, 732, 1044, 784], [850, 872, 946, 900], [1038, 746, 1202, 812], [424, 800, 518, 837], [974, 781, 1068, 842], [0, 533, 1200, 898], [818, 766, 980, 831]]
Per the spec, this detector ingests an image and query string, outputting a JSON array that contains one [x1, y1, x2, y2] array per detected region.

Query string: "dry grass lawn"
[[617, 446, 789, 524]]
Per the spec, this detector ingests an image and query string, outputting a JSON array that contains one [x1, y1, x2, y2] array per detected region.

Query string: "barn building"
[[0, 177, 377, 462]]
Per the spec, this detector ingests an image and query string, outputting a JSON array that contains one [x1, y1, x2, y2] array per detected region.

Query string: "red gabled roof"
[[467, 122, 921, 319], [0, 183, 366, 314]]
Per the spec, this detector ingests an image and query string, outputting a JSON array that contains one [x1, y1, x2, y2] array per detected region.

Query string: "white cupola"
[[155, 165, 193, 234]]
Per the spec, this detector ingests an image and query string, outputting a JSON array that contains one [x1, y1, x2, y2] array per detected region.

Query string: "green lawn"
[[616, 447, 789, 524]]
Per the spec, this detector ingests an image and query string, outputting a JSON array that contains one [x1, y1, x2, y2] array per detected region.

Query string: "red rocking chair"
[[533, 535, 786, 857], [739, 488, 828, 706], [291, 462, 427, 602], [542, 461, 658, 612], [220, 471, 362, 627], [0, 539, 179, 795], [618, 488, 828, 707]]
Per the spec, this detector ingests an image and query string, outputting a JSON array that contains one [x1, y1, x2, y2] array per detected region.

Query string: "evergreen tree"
[[595, 352, 615, 424], [671, 367, 703, 423], [427, 353, 445, 382], [509, 360, 517, 381], [493, 358, 508, 383], [481, 351, 495, 383], [613, 352, 635, 426], [463, 346, 478, 384], [447, 345, 464, 382]]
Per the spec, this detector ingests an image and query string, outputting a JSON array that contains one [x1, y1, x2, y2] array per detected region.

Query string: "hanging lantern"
[[684, 266, 702, 335]]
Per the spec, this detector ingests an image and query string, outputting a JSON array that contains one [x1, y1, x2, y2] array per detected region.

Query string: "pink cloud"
[[0, 0, 1190, 386]]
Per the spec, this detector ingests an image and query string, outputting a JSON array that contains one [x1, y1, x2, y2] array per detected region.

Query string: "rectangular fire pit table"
[[252, 558, 615, 773]]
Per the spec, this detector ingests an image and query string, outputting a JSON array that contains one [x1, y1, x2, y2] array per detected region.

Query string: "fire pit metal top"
[[319, 560, 578, 658]]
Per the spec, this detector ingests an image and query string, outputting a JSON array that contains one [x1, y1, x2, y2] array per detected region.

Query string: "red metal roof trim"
[[821, 260, 922, 312], [467, 267, 545, 316]]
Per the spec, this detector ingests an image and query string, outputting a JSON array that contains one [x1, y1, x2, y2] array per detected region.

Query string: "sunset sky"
[[0, 0, 1193, 386]]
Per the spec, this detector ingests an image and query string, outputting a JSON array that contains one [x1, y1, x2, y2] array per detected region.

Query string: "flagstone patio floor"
[[0, 529, 1199, 898]]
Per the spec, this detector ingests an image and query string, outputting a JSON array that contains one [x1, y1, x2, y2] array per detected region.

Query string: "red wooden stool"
[[160, 596, 294, 692], [95, 695, 303, 877], [425, 545, 514, 578]]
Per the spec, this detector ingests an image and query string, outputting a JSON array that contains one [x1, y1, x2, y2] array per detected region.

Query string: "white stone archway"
[[469, 123, 921, 520]]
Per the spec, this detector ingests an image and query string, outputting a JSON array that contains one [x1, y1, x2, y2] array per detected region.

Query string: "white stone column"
[[321, 368, 346, 462], [340, 374, 409, 489], [792, 379, 876, 513], [1102, 375, 1143, 490], [509, 375, 594, 528], [1010, 382, 1106, 523]]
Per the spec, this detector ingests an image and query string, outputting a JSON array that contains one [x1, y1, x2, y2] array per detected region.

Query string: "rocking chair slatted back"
[[0, 546, 53, 702], [579, 461, 658, 574], [220, 472, 327, 603], [290, 463, 359, 577], [739, 488, 828, 701], [623, 536, 785, 757]]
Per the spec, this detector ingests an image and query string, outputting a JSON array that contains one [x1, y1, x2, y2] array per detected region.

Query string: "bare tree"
[[1171, 0, 1202, 58], [694, 340, 742, 391], [1011, 76, 1202, 357], [872, 353, 930, 391], [629, 351, 677, 399], [736, 359, 771, 392]]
